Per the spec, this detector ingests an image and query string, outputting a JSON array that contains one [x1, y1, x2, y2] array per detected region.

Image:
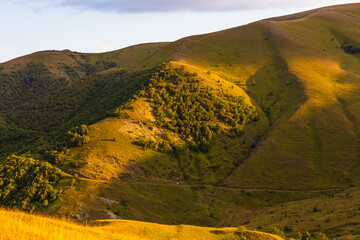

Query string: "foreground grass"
[[0, 209, 118, 240], [0, 209, 282, 240]]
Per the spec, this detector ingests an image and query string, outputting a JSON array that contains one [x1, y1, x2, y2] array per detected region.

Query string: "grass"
[[171, 23, 271, 85], [43, 4, 360, 237], [0, 50, 79, 76], [0, 209, 282, 240], [222, 5, 360, 190], [0, 42, 170, 79], [1, 3, 360, 239], [53, 178, 331, 230], [84, 42, 171, 70], [60, 61, 265, 185], [0, 209, 118, 240], [246, 187, 360, 238]]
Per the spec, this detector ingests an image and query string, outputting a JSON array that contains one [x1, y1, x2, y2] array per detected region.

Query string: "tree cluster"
[[108, 107, 130, 119], [139, 63, 258, 151], [341, 43, 360, 54], [66, 125, 90, 147], [272, 227, 328, 240], [78, 59, 117, 75], [0, 155, 64, 211], [43, 150, 66, 165], [133, 139, 173, 153], [0, 62, 151, 156]]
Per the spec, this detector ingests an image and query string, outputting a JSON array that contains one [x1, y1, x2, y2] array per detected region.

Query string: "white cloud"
[[18, 0, 358, 13]]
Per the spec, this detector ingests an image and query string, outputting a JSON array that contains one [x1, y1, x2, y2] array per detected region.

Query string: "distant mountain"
[[1, 3, 360, 239]]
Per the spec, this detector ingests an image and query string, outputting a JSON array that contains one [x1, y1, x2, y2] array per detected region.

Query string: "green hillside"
[[1, 3, 360, 239]]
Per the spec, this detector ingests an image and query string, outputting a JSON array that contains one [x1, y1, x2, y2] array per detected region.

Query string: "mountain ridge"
[[1, 3, 360, 238]]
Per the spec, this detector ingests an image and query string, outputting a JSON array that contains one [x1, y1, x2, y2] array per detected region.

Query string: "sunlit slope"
[[222, 3, 360, 189], [0, 209, 282, 240], [1, 3, 360, 236], [146, 18, 307, 126], [129, 3, 360, 190], [37, 2, 360, 226], [63, 60, 266, 183]]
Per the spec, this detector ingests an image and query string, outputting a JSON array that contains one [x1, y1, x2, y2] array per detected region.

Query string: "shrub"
[[70, 178, 76, 186], [272, 227, 285, 238], [284, 225, 292, 232], [109, 108, 130, 119], [312, 232, 329, 240], [133, 139, 173, 153], [296, 230, 328, 240], [210, 230, 225, 234], [237, 226, 246, 232], [43, 150, 65, 165], [341, 44, 360, 54], [66, 125, 90, 147]]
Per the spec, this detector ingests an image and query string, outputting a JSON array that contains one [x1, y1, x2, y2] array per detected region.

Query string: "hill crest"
[[1, 3, 360, 238]]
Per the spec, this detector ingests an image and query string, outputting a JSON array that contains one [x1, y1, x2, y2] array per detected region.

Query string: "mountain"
[[1, 3, 360, 239]]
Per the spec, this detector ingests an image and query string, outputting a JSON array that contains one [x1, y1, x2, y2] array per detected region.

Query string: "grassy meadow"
[[0, 3, 360, 239], [0, 209, 282, 240]]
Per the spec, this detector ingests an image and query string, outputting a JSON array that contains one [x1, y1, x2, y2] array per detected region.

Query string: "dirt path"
[[76, 175, 346, 193]]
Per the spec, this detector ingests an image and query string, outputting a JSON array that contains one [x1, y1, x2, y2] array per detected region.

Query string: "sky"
[[0, 0, 357, 63]]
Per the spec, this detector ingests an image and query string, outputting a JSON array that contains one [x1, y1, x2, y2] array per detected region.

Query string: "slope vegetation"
[[223, 3, 360, 190], [1, 3, 360, 239]]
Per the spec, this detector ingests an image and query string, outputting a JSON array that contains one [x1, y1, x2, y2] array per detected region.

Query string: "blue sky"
[[0, 0, 357, 62]]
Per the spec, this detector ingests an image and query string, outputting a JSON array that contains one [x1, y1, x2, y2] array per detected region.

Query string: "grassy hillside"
[[1, 2, 360, 239], [0, 43, 169, 75], [0, 209, 283, 240], [223, 3, 360, 190], [0, 62, 153, 157]]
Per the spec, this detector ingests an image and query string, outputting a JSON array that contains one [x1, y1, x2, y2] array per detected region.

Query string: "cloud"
[[54, 0, 238, 12], [16, 0, 354, 13]]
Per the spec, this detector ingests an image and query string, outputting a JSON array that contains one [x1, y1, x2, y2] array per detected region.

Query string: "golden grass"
[[2, 3, 360, 238], [0, 209, 282, 240], [63, 61, 262, 183], [0, 209, 119, 240], [171, 23, 271, 85]]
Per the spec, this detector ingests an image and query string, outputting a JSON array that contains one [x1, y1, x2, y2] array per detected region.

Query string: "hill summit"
[[1, 3, 360, 239]]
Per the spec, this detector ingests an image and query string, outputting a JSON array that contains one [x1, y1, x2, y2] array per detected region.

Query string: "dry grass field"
[[0, 209, 282, 240]]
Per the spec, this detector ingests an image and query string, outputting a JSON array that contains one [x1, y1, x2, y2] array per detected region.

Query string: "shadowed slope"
[[1, 3, 360, 238], [224, 5, 360, 189]]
